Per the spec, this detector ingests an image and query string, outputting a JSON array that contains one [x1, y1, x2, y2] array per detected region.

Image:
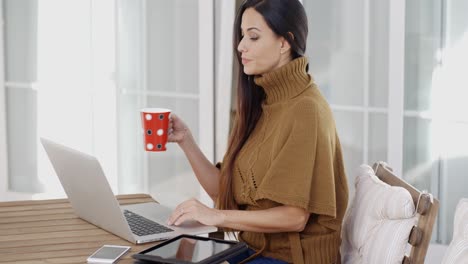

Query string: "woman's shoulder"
[[290, 87, 331, 114]]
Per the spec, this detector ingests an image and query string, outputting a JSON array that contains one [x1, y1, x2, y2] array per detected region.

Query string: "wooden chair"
[[212, 161, 440, 264], [372, 161, 440, 264]]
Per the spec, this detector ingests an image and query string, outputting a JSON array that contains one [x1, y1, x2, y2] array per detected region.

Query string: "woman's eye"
[[250, 36, 259, 41]]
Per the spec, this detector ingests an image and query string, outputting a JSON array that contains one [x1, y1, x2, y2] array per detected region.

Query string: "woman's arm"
[[168, 114, 220, 200], [167, 199, 310, 233], [222, 205, 309, 233]]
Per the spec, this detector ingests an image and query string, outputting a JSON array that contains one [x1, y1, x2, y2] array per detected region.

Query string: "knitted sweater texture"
[[224, 57, 349, 263]]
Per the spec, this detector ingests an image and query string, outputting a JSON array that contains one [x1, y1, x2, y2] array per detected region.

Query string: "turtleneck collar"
[[254, 56, 312, 105]]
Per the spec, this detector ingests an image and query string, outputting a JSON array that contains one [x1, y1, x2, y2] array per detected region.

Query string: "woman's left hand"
[[167, 198, 225, 227]]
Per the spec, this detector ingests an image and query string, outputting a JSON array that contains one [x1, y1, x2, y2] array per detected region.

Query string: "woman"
[[167, 0, 349, 263]]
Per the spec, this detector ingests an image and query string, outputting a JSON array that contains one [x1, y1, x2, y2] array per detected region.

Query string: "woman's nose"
[[237, 38, 247, 53]]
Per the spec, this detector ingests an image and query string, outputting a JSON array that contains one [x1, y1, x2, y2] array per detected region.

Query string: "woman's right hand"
[[168, 114, 191, 145]]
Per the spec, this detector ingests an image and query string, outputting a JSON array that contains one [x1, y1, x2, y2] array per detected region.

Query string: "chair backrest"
[[442, 198, 468, 264], [373, 162, 439, 264], [341, 162, 439, 264]]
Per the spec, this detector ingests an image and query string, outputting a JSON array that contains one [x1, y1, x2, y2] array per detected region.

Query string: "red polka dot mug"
[[140, 108, 171, 151]]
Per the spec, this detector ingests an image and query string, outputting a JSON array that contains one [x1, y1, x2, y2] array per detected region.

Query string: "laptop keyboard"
[[123, 210, 174, 236]]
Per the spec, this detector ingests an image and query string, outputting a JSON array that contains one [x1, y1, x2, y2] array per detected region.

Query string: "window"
[[404, 0, 468, 244], [1, 0, 216, 207], [1, 0, 118, 199], [303, 0, 391, 196], [115, 0, 214, 207], [303, 0, 468, 244]]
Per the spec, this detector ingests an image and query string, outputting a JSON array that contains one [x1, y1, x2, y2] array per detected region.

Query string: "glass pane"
[[117, 0, 202, 203], [440, 1, 468, 244], [431, 1, 468, 124], [36, 1, 92, 84], [402, 117, 432, 192], [148, 148, 199, 208], [368, 0, 389, 108], [439, 122, 468, 244], [404, 0, 468, 245], [333, 111, 363, 196], [3, 0, 115, 198], [368, 113, 387, 164], [404, 0, 442, 111], [445, 0, 468, 49], [147, 0, 199, 94], [304, 0, 365, 106], [116, 0, 144, 92], [4, 0, 37, 82], [6, 88, 39, 192], [304, 0, 389, 107], [117, 94, 146, 193]]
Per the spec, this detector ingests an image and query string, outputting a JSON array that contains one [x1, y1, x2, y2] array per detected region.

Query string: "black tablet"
[[132, 234, 248, 264]]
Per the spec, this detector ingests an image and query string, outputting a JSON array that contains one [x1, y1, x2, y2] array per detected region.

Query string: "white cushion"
[[341, 165, 418, 264], [442, 198, 468, 264]]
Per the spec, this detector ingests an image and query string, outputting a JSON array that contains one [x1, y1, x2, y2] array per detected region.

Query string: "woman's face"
[[237, 8, 291, 76]]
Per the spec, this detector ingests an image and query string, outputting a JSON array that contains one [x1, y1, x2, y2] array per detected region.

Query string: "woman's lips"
[[242, 58, 251, 65]]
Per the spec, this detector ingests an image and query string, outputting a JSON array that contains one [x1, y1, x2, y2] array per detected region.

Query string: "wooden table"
[[0, 194, 163, 264]]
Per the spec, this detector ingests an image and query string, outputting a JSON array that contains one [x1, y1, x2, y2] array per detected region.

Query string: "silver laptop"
[[40, 138, 217, 244]]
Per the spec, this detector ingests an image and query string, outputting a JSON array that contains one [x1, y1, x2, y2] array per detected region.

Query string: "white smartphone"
[[87, 245, 131, 263]]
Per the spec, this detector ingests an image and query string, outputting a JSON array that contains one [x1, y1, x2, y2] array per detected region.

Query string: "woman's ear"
[[280, 37, 292, 54]]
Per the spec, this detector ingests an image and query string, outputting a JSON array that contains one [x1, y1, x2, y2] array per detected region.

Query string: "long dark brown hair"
[[217, 0, 308, 212]]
